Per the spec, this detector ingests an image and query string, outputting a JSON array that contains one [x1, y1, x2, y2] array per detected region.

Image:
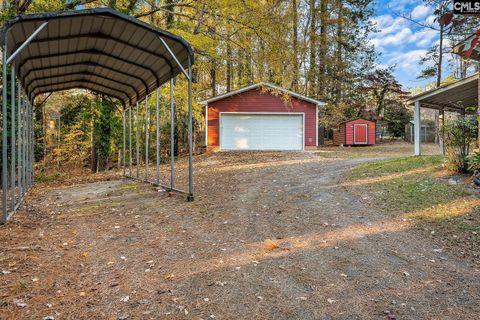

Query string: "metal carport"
[[0, 8, 195, 224], [407, 73, 478, 156]]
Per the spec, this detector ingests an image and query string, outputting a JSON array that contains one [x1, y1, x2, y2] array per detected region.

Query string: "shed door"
[[354, 124, 368, 145], [220, 113, 303, 150]]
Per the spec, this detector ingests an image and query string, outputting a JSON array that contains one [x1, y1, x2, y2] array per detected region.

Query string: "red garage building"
[[201, 83, 325, 151], [333, 118, 376, 146]]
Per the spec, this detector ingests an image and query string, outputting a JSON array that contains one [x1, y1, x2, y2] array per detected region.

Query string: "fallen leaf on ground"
[[164, 273, 175, 280], [13, 299, 27, 308], [263, 239, 279, 251]]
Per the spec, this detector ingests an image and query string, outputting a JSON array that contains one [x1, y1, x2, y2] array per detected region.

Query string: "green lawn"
[[345, 156, 480, 260]]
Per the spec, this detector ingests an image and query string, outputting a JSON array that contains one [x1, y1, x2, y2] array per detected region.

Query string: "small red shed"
[[333, 118, 376, 146], [201, 83, 326, 151]]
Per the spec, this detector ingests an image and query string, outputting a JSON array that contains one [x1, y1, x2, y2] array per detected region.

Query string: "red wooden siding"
[[332, 119, 376, 146], [345, 119, 376, 145], [207, 88, 317, 147], [332, 124, 346, 145]]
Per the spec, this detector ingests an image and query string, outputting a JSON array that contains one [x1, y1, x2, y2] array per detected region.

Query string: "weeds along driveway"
[[1, 151, 479, 319]]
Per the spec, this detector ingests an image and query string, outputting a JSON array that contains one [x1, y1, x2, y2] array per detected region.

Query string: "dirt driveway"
[[1, 146, 479, 319]]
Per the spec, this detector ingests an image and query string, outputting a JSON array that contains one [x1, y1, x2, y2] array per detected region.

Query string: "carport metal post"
[[170, 78, 175, 191], [160, 37, 193, 200], [155, 88, 160, 185], [136, 102, 139, 178], [17, 83, 22, 202], [145, 95, 149, 181], [2, 36, 8, 224], [414, 101, 421, 156], [122, 109, 126, 176], [29, 101, 32, 187], [129, 106, 132, 176], [10, 67, 16, 211], [30, 102, 34, 185], [22, 99, 27, 194], [440, 109, 445, 155], [26, 101, 30, 189], [187, 56, 193, 201], [25, 101, 29, 191]]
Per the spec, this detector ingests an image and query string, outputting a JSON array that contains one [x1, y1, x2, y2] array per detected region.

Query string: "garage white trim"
[[219, 112, 305, 151]]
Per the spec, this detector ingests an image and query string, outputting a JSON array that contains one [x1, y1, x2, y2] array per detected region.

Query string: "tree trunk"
[[226, 39, 232, 92], [91, 144, 98, 173], [292, 0, 299, 91], [437, 23, 443, 87], [335, 1, 343, 104], [165, 0, 175, 28], [210, 58, 217, 96], [307, 0, 317, 96], [434, 23, 444, 144], [149, 0, 155, 24], [318, 0, 328, 98]]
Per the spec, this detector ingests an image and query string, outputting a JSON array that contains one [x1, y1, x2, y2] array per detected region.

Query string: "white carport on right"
[[407, 74, 478, 156]]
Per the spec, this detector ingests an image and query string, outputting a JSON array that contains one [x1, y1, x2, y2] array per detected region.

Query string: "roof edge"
[[0, 7, 194, 63], [407, 73, 479, 104], [200, 82, 326, 106]]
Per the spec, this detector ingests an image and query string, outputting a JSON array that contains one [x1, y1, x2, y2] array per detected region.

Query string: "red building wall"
[[345, 119, 376, 145], [333, 123, 346, 145], [332, 119, 376, 146], [206, 88, 318, 148]]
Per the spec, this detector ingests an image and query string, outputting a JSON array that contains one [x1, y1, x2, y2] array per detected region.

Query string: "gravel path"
[[1, 150, 479, 319]]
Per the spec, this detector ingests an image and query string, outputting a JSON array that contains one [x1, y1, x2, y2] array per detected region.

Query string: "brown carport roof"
[[0, 8, 194, 107], [408, 74, 478, 114]]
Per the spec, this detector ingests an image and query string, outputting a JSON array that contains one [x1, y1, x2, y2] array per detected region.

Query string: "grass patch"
[[346, 156, 480, 261], [120, 183, 138, 191], [346, 156, 444, 179], [316, 150, 375, 159], [35, 172, 62, 183], [345, 156, 468, 213]]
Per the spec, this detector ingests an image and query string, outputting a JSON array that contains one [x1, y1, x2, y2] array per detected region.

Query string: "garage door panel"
[[220, 114, 303, 150]]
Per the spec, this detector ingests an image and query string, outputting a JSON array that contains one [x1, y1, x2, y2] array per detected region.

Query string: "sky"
[[370, 0, 442, 89]]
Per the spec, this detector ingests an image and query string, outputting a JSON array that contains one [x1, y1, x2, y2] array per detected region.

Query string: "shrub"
[[441, 116, 478, 173], [468, 151, 480, 177]]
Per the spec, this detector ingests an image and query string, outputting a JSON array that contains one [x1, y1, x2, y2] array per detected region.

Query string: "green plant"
[[468, 150, 480, 177], [441, 116, 478, 173], [384, 103, 412, 138]]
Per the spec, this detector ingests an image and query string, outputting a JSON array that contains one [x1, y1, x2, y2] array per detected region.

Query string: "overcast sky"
[[371, 0, 443, 89]]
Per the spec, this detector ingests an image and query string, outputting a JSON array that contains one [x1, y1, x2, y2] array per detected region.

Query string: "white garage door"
[[220, 113, 304, 150]]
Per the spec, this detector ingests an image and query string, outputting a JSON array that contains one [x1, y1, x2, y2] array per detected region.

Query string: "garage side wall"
[[207, 88, 317, 149]]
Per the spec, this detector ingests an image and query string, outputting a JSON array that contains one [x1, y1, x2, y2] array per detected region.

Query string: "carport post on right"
[[414, 101, 421, 156]]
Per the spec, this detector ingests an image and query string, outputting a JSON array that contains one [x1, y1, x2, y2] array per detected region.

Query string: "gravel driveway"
[[1, 150, 479, 319]]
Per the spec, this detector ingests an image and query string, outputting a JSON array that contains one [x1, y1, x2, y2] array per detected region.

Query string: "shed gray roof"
[[200, 82, 326, 106], [0, 8, 194, 107]]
